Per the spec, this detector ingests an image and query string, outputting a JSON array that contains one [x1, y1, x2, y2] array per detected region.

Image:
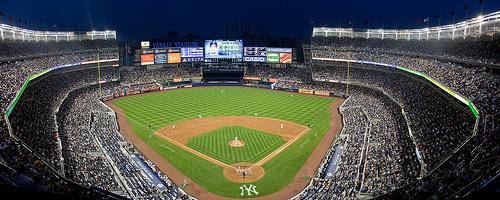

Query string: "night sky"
[[2, 0, 499, 41]]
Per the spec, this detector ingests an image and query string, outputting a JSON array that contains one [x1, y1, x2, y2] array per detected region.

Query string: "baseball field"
[[107, 87, 341, 199]]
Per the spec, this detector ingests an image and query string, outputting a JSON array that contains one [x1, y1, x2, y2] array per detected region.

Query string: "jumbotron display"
[[204, 40, 243, 62]]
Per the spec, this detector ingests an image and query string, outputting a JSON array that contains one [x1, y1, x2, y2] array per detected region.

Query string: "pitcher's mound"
[[223, 163, 265, 183], [228, 139, 245, 147]]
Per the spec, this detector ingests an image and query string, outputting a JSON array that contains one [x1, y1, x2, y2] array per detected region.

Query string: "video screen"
[[204, 40, 243, 62]]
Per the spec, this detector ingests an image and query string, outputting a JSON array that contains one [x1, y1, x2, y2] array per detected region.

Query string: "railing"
[[0, 23, 116, 42], [313, 11, 500, 40]]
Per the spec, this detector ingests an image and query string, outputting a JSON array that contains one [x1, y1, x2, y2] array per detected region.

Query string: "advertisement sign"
[[168, 53, 181, 64], [141, 54, 154, 65], [268, 48, 292, 53], [314, 90, 330, 96], [154, 54, 167, 64], [204, 40, 243, 62], [181, 47, 203, 57], [268, 78, 279, 83], [141, 49, 155, 55], [167, 48, 181, 53], [244, 56, 266, 62], [141, 41, 150, 48], [154, 49, 168, 64], [267, 52, 279, 63], [141, 48, 155, 65], [243, 76, 261, 81], [279, 53, 292, 64], [244, 47, 267, 62], [181, 47, 204, 62], [182, 57, 204, 62], [299, 89, 314, 94]]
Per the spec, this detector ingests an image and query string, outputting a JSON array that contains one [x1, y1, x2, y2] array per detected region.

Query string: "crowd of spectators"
[[0, 40, 122, 198], [312, 47, 500, 117], [311, 63, 476, 171], [0, 40, 118, 61], [292, 82, 420, 199], [245, 65, 312, 82], [120, 65, 201, 85], [312, 36, 500, 64], [6, 65, 192, 199], [307, 41, 498, 198], [0, 36, 498, 199]]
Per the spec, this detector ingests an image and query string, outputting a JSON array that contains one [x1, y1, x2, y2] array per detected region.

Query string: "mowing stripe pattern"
[[186, 126, 286, 164]]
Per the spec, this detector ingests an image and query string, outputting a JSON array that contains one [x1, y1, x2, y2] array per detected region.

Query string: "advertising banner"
[[314, 90, 330, 96], [181, 47, 204, 62], [243, 76, 261, 81], [279, 52, 292, 64], [181, 47, 204, 57], [267, 52, 279, 63], [299, 89, 314, 94], [167, 48, 181, 53], [244, 56, 266, 62], [168, 53, 181, 64], [141, 41, 150, 49], [268, 78, 279, 83], [267, 47, 292, 53], [141, 54, 154, 65], [154, 49, 168, 64], [244, 47, 267, 62]]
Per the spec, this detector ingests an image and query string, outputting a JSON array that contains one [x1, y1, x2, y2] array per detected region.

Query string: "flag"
[[434, 14, 441, 19], [423, 17, 429, 23], [464, 4, 468, 11], [478, 0, 484, 4]]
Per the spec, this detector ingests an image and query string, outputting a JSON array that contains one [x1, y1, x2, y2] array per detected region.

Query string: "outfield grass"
[[113, 87, 335, 198], [186, 126, 286, 165]]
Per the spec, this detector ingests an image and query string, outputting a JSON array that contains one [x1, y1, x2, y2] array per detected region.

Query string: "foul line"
[[251, 127, 311, 168]]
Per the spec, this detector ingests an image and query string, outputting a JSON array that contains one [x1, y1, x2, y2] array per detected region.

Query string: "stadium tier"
[[0, 10, 499, 200]]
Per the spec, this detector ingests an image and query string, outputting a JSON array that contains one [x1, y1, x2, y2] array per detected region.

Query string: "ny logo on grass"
[[240, 184, 259, 196]]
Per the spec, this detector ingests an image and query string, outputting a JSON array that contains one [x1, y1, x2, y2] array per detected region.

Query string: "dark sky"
[[1, 0, 499, 41]]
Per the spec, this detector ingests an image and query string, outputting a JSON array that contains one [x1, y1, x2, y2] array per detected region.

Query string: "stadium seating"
[[0, 34, 498, 199]]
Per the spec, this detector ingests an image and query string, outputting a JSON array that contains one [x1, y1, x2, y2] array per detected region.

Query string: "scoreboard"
[[139, 40, 293, 65]]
